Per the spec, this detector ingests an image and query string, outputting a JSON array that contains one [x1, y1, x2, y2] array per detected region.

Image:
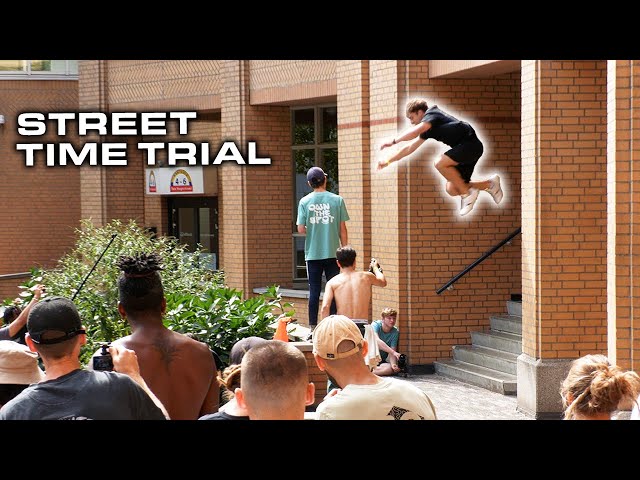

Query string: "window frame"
[[0, 60, 78, 80]]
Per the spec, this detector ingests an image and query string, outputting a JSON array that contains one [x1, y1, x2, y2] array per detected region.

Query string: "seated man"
[[372, 307, 402, 376]]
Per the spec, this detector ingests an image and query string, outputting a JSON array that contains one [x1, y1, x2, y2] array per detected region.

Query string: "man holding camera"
[[0, 296, 167, 420]]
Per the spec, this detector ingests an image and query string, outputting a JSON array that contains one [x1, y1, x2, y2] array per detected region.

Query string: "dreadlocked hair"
[[117, 253, 165, 313]]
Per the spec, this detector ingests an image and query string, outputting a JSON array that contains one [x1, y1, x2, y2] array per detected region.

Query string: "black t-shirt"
[[419, 105, 475, 147], [0, 369, 166, 420]]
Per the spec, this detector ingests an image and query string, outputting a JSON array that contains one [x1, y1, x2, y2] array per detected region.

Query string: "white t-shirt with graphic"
[[315, 376, 437, 420]]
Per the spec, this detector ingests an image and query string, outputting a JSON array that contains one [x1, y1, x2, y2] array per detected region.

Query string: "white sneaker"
[[460, 188, 479, 216], [486, 175, 503, 204]]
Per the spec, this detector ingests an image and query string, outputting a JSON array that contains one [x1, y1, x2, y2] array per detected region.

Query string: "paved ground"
[[402, 373, 532, 420]]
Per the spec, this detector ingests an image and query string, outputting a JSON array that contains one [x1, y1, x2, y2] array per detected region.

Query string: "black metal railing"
[[436, 227, 521, 295]]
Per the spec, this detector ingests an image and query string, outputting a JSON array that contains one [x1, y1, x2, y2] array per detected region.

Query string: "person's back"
[[320, 246, 386, 322], [325, 270, 375, 320], [315, 376, 436, 420], [115, 328, 217, 420], [312, 314, 436, 420], [1, 369, 165, 420], [109, 253, 219, 420]]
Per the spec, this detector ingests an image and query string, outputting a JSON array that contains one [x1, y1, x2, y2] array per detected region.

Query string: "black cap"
[[27, 296, 85, 345], [306, 167, 327, 186]]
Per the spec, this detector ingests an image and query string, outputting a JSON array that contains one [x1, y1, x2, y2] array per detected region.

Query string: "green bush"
[[4, 219, 296, 366], [165, 284, 294, 366]]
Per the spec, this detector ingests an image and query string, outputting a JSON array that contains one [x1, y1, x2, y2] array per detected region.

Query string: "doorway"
[[168, 197, 219, 270]]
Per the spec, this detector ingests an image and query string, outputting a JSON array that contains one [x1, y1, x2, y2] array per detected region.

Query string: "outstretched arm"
[[380, 122, 430, 150], [377, 137, 426, 171]]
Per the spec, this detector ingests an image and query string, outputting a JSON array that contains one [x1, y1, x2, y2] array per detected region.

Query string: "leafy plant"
[[165, 284, 294, 365]]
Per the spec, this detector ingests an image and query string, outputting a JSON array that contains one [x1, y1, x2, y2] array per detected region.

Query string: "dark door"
[[168, 197, 219, 270]]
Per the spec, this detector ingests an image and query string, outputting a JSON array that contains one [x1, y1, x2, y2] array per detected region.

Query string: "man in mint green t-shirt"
[[296, 167, 349, 329]]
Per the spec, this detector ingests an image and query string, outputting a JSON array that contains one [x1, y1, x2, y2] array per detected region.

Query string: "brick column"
[[219, 61, 292, 295], [337, 60, 373, 310], [78, 60, 108, 226], [370, 60, 404, 342], [519, 60, 608, 418], [607, 60, 640, 371]]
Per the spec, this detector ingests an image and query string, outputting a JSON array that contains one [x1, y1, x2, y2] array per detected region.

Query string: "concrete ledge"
[[517, 353, 571, 419], [253, 287, 324, 300]]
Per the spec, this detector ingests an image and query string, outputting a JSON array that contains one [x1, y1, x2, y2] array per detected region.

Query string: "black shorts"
[[445, 135, 484, 183]]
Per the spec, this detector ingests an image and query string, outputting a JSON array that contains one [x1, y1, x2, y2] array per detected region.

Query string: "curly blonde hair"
[[560, 354, 640, 420]]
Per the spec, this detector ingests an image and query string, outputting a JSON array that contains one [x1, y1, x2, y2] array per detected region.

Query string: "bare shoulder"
[[174, 331, 214, 357]]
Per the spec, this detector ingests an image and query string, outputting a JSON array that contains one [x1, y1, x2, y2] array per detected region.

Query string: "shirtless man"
[[91, 253, 219, 420], [320, 245, 387, 331]]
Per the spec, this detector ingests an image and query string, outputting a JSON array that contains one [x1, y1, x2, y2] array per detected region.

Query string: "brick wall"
[[336, 60, 373, 314], [522, 60, 608, 359], [0, 80, 80, 299], [250, 60, 336, 105], [369, 60, 522, 364], [106, 60, 221, 111], [607, 60, 640, 370], [219, 61, 293, 294]]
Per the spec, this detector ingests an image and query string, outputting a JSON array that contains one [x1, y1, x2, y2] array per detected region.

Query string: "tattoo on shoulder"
[[153, 337, 179, 369]]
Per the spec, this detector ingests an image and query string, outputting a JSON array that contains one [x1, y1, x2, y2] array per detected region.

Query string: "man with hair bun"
[[91, 252, 219, 420]]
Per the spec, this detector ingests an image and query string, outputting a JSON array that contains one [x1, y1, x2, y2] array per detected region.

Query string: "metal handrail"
[[0, 272, 31, 281], [436, 227, 521, 295]]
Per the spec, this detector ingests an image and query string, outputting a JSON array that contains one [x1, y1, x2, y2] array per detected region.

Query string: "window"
[[0, 60, 78, 79], [292, 105, 338, 281]]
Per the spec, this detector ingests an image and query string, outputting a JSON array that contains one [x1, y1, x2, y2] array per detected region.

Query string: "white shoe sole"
[[488, 175, 503, 204]]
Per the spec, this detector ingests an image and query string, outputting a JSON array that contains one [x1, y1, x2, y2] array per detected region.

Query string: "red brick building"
[[1, 60, 637, 418]]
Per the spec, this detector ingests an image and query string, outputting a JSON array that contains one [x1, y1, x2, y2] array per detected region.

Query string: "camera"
[[397, 353, 408, 377], [368, 258, 383, 274], [93, 343, 113, 372]]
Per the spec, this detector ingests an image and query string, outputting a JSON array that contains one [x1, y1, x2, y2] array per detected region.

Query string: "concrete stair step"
[[490, 314, 522, 335], [434, 359, 517, 395], [471, 330, 522, 355], [507, 300, 522, 317], [452, 345, 518, 375]]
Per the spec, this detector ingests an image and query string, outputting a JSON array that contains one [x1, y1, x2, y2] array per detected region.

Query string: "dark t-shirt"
[[0, 369, 166, 420], [419, 105, 475, 147], [199, 410, 249, 420], [0, 326, 10, 341]]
